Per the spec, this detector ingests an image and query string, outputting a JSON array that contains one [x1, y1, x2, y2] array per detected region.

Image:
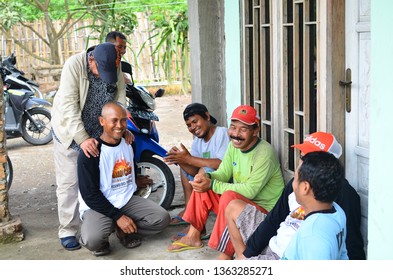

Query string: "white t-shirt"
[[190, 126, 230, 170], [79, 138, 137, 218], [268, 192, 304, 257]]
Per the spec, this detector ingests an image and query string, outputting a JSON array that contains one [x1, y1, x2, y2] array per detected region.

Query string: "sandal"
[[117, 234, 142, 249], [171, 227, 210, 242], [169, 215, 189, 226], [171, 232, 211, 242], [60, 236, 81, 251]]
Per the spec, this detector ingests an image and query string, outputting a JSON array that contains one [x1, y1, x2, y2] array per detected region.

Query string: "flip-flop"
[[167, 241, 203, 253], [169, 215, 189, 226], [171, 232, 211, 242], [60, 236, 81, 251]]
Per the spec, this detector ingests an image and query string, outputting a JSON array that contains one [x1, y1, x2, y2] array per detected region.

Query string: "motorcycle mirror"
[[9, 53, 17, 65], [121, 61, 134, 85], [155, 88, 165, 98], [121, 61, 132, 75]]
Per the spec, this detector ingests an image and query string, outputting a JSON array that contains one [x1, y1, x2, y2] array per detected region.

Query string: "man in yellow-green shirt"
[[167, 105, 284, 258]]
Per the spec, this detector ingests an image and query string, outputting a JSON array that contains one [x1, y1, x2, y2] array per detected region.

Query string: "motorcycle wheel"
[[22, 107, 53, 145], [5, 155, 13, 190], [136, 156, 175, 210]]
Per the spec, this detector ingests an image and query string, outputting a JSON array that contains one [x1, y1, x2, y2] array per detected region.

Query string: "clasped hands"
[[189, 168, 211, 193]]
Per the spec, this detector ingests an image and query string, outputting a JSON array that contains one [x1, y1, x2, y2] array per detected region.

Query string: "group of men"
[[51, 30, 366, 259], [52, 32, 169, 256]]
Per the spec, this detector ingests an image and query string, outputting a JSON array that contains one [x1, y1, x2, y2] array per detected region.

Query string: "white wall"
[[368, 0, 393, 259]]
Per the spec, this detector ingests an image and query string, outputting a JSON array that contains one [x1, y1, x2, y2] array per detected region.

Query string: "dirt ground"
[[0, 94, 219, 260]]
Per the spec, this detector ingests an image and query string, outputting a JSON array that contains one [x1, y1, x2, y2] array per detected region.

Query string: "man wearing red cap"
[[224, 131, 366, 260], [166, 105, 284, 255]]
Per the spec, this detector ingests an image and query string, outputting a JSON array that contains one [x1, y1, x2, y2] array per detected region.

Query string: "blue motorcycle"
[[122, 61, 175, 209]]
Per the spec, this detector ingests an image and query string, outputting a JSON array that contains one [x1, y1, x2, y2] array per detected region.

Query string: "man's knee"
[[146, 208, 171, 232], [181, 168, 194, 182], [180, 171, 193, 189], [225, 199, 246, 221], [219, 190, 242, 210], [80, 230, 108, 251], [156, 210, 171, 230], [225, 199, 238, 220]]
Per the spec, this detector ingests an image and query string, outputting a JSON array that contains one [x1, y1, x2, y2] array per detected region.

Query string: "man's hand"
[[189, 168, 211, 193], [116, 214, 137, 234], [124, 129, 134, 144], [136, 175, 153, 189], [164, 143, 191, 165], [80, 138, 99, 158]]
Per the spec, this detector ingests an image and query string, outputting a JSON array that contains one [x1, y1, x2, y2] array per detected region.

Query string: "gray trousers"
[[79, 195, 170, 251]]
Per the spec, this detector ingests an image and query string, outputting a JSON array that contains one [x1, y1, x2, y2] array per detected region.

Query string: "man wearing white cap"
[[166, 105, 284, 256], [225, 131, 366, 260]]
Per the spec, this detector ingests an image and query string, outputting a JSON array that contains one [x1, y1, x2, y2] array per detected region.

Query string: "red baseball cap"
[[231, 105, 260, 125], [291, 132, 342, 158]]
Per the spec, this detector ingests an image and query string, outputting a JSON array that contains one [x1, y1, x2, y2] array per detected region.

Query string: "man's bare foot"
[[171, 226, 210, 242], [167, 236, 203, 252], [169, 210, 189, 226], [217, 252, 233, 260]]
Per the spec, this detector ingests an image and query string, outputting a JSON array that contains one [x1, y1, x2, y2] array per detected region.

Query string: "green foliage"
[[82, 0, 138, 41], [145, 0, 187, 29], [150, 10, 188, 72], [0, 0, 84, 25], [49, 0, 86, 20], [148, 8, 189, 93], [0, 0, 190, 89], [0, 1, 28, 30]]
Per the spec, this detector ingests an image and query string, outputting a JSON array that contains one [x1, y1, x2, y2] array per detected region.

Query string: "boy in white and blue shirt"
[[281, 151, 348, 260]]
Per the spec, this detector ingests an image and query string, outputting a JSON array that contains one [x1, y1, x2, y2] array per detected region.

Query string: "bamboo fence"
[[0, 13, 183, 93]]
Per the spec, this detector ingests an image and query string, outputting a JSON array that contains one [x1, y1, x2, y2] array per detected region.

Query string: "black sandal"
[[117, 234, 142, 249]]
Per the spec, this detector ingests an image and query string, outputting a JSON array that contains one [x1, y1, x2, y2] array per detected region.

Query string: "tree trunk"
[[0, 77, 24, 243]]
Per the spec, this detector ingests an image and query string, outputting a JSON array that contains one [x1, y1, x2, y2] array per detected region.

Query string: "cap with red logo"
[[291, 132, 342, 159], [231, 105, 260, 125]]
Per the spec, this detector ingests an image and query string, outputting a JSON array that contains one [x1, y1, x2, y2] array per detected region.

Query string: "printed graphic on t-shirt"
[[111, 155, 133, 190], [284, 206, 305, 231], [202, 151, 211, 158], [290, 206, 305, 220]]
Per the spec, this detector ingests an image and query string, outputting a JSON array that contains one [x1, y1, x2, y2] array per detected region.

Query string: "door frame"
[[317, 0, 346, 164]]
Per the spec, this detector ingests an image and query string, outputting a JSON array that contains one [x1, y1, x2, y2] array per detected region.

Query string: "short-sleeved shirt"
[[281, 202, 348, 260]]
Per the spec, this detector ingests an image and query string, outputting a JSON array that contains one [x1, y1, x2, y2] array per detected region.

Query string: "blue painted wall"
[[224, 0, 242, 125]]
